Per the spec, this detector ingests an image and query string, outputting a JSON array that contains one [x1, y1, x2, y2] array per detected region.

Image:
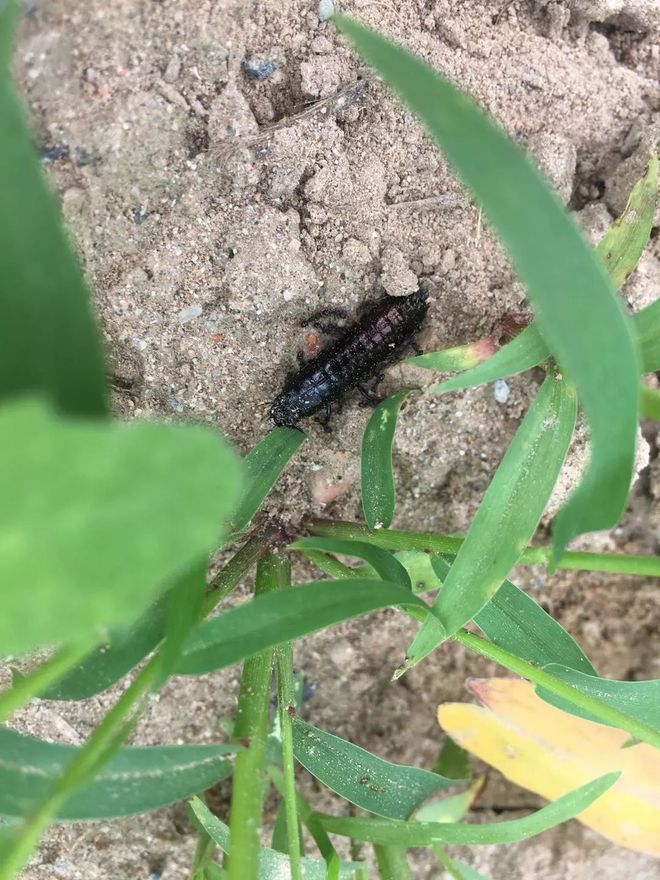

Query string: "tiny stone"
[[178, 304, 203, 323], [319, 0, 334, 21], [163, 55, 181, 83], [168, 398, 184, 413], [493, 379, 510, 404], [243, 57, 278, 80]]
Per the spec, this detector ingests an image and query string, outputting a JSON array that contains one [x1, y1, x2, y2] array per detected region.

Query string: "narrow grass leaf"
[[434, 736, 471, 781], [156, 560, 207, 686], [537, 666, 660, 732], [336, 15, 639, 559], [231, 427, 306, 534], [636, 299, 660, 372], [189, 797, 363, 879], [0, 729, 238, 820], [640, 385, 660, 420], [403, 372, 576, 671], [407, 337, 499, 372], [361, 391, 410, 528], [451, 862, 492, 880], [416, 777, 484, 824], [317, 771, 617, 845], [43, 596, 169, 701], [0, 398, 241, 657], [0, 50, 107, 417], [428, 325, 549, 395], [291, 537, 411, 589], [177, 580, 429, 675], [292, 717, 459, 820], [597, 154, 657, 290]]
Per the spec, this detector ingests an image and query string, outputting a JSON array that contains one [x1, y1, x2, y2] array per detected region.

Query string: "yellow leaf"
[[438, 678, 660, 856]]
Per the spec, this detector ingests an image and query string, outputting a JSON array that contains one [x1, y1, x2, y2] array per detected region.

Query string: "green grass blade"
[[335, 15, 639, 559], [402, 372, 576, 672], [231, 428, 307, 534], [635, 300, 660, 372], [155, 560, 207, 687], [189, 797, 363, 879], [640, 385, 660, 420], [597, 153, 658, 289], [407, 337, 499, 373], [430, 561, 596, 673], [536, 666, 660, 732], [427, 325, 548, 394], [317, 772, 618, 845], [291, 717, 460, 820], [361, 391, 411, 528], [177, 580, 429, 675], [0, 729, 238, 820], [0, 39, 107, 417], [291, 537, 411, 589], [0, 399, 241, 657]]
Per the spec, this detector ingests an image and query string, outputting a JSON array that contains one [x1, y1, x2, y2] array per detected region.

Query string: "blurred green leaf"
[[0, 48, 107, 417], [451, 861, 492, 880], [403, 372, 576, 671], [427, 559, 596, 673], [189, 797, 363, 879], [335, 15, 639, 559], [0, 729, 238, 819], [231, 428, 306, 534], [537, 667, 660, 732], [635, 301, 660, 372], [0, 398, 241, 656], [408, 337, 499, 372], [292, 717, 459, 820], [177, 580, 429, 675], [361, 391, 411, 529], [416, 788, 475, 824], [434, 736, 471, 781], [317, 771, 617, 844], [291, 537, 411, 589], [427, 326, 548, 394], [0, 0, 18, 68]]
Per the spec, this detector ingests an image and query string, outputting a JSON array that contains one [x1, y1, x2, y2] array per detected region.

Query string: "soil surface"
[[8, 0, 660, 878]]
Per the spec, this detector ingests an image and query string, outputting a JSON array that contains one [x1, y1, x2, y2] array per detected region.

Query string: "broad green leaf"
[[408, 337, 499, 372], [0, 0, 17, 69], [188, 797, 363, 879], [640, 385, 660, 420], [0, 729, 237, 820], [427, 326, 548, 395], [434, 736, 471, 781], [177, 580, 429, 675], [395, 551, 442, 593], [291, 537, 411, 589], [598, 154, 658, 290], [231, 427, 306, 534], [317, 771, 617, 844], [402, 372, 576, 671], [537, 666, 660, 732], [0, 398, 241, 657], [439, 678, 660, 856], [335, 15, 639, 559], [428, 559, 596, 673], [292, 717, 459, 820], [43, 596, 168, 700], [636, 300, 660, 372], [0, 57, 107, 417], [361, 391, 410, 528]]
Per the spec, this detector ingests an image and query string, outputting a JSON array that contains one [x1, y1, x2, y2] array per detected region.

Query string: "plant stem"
[[432, 846, 465, 879], [0, 657, 158, 880], [374, 845, 414, 880], [311, 519, 660, 578], [296, 549, 356, 580], [0, 642, 95, 724], [203, 525, 281, 616], [275, 576, 303, 880], [227, 554, 283, 880], [454, 629, 660, 750]]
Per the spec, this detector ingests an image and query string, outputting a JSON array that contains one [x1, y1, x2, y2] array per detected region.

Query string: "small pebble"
[[243, 57, 278, 80], [163, 55, 181, 83], [319, 0, 334, 21], [168, 398, 184, 413], [493, 379, 510, 404], [41, 144, 69, 163], [178, 304, 203, 323]]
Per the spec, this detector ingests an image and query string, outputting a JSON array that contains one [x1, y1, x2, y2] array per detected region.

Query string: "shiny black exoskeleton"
[[270, 289, 428, 428]]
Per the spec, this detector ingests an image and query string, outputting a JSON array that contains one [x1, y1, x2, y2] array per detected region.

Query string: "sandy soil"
[[7, 0, 660, 877]]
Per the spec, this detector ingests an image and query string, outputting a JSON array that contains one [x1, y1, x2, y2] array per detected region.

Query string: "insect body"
[[270, 289, 428, 428]]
